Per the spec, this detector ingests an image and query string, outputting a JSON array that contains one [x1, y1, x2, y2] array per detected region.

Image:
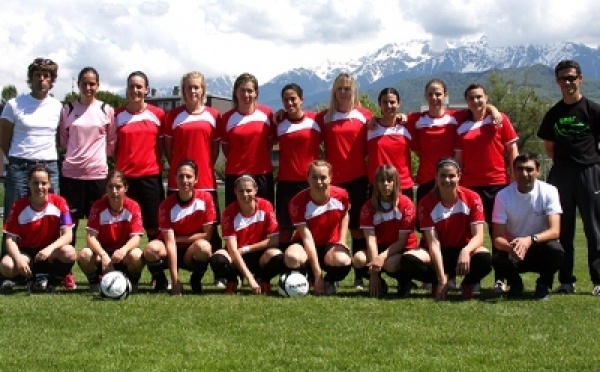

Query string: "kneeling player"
[[285, 160, 352, 295], [356, 165, 419, 297], [0, 165, 76, 293], [143, 160, 216, 296], [77, 170, 145, 293], [210, 175, 284, 295]]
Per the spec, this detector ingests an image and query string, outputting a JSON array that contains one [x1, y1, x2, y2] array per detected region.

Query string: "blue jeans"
[[3, 157, 59, 221]]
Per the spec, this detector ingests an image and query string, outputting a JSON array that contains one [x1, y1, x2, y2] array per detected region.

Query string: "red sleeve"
[[264, 200, 279, 235], [86, 200, 101, 232], [359, 200, 374, 229], [500, 114, 518, 144], [158, 199, 172, 231], [221, 203, 236, 238], [289, 192, 305, 226], [217, 110, 231, 144], [398, 195, 416, 231], [418, 197, 434, 230], [469, 191, 486, 223], [163, 109, 175, 138], [204, 192, 217, 224], [130, 199, 144, 235]]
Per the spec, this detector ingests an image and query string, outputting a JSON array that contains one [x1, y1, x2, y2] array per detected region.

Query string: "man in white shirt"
[[492, 153, 564, 300]]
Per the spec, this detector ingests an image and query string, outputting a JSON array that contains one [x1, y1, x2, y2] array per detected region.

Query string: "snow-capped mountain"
[[197, 36, 600, 108]]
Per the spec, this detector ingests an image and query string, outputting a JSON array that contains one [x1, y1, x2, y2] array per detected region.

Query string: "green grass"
[[0, 187, 598, 370]]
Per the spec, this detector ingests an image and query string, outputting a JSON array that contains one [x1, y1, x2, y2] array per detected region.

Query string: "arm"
[[210, 139, 220, 167], [485, 104, 502, 126], [86, 231, 112, 273], [164, 230, 182, 295], [110, 234, 142, 266], [163, 136, 173, 164], [0, 118, 14, 157], [226, 237, 260, 294], [424, 229, 447, 300], [338, 211, 349, 246], [456, 223, 485, 275], [35, 226, 73, 262], [508, 214, 560, 261], [5, 235, 31, 277], [296, 224, 324, 295], [505, 142, 519, 183]]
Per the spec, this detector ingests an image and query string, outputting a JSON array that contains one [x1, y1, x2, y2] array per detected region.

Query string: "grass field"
[[0, 186, 599, 370]]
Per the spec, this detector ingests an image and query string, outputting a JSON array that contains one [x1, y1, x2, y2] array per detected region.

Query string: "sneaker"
[[593, 285, 600, 296], [63, 272, 77, 290], [324, 280, 337, 295], [493, 280, 507, 294], [1, 279, 15, 293], [225, 278, 238, 294], [473, 282, 481, 295], [353, 277, 365, 290], [556, 283, 576, 294], [447, 277, 457, 291], [89, 282, 100, 294], [28, 274, 49, 293], [190, 272, 203, 294], [214, 278, 227, 289], [260, 281, 272, 295], [461, 283, 474, 300], [534, 284, 551, 300], [152, 271, 168, 293]]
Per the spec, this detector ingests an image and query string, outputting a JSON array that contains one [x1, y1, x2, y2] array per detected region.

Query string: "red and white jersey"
[[86, 195, 144, 252], [221, 197, 279, 248], [455, 113, 518, 187], [367, 121, 414, 189], [289, 186, 349, 246], [276, 112, 321, 181], [3, 194, 73, 250], [405, 111, 458, 185], [316, 107, 371, 184], [114, 104, 165, 177], [164, 105, 220, 191], [359, 195, 418, 249], [158, 190, 217, 247], [218, 105, 274, 175], [418, 186, 485, 248]]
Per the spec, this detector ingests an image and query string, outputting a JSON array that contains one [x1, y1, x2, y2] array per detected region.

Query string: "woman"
[[218, 73, 275, 207], [143, 160, 217, 296], [455, 83, 519, 292], [315, 73, 372, 290], [0, 165, 75, 293], [274, 83, 321, 246], [367, 88, 415, 198], [114, 71, 166, 289], [210, 175, 284, 295], [356, 165, 419, 297], [163, 71, 224, 285], [59, 66, 116, 290], [77, 170, 144, 293], [415, 158, 492, 300], [285, 160, 352, 296]]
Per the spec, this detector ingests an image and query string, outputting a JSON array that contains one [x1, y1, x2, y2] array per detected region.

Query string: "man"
[[537, 59, 600, 296], [492, 153, 564, 300], [0, 57, 76, 290]]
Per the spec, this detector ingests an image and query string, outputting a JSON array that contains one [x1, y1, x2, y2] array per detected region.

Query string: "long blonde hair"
[[325, 73, 360, 122]]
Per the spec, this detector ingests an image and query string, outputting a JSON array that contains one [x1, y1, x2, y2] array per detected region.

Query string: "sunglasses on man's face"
[[33, 58, 56, 66], [557, 74, 580, 83]]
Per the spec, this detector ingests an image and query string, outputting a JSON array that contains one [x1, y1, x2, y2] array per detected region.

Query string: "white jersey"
[[492, 180, 562, 240]]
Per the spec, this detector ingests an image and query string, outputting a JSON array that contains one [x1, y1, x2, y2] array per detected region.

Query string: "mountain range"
[[155, 36, 600, 112]]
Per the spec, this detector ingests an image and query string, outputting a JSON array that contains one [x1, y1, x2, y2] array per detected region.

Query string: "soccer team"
[[1, 57, 599, 299]]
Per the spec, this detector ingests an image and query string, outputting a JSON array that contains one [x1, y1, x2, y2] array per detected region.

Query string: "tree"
[[1, 84, 17, 103], [486, 72, 551, 156]]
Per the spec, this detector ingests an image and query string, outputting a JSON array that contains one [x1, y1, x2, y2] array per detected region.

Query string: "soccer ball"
[[99, 271, 131, 300], [278, 271, 309, 297]]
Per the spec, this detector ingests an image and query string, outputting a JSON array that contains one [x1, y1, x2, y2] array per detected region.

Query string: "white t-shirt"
[[1, 93, 62, 160], [492, 180, 562, 240]]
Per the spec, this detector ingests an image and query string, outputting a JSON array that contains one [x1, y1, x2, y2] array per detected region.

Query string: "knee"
[[326, 250, 351, 267], [57, 245, 76, 262], [352, 251, 367, 269], [77, 248, 95, 264], [192, 240, 212, 261], [143, 241, 162, 260], [125, 248, 144, 265], [284, 245, 306, 269], [0, 255, 15, 276]]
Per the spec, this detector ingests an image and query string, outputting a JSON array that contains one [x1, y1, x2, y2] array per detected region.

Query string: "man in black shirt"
[[538, 60, 600, 296]]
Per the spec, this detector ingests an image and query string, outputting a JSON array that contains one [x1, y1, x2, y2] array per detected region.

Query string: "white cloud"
[[0, 0, 598, 101]]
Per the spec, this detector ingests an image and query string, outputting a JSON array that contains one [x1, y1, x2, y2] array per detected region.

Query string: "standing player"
[[114, 71, 166, 289], [537, 60, 600, 295], [143, 160, 217, 295], [163, 71, 224, 285], [0, 165, 75, 293], [210, 175, 284, 295], [285, 160, 352, 295], [274, 83, 321, 246], [77, 170, 145, 293], [455, 83, 519, 292], [218, 73, 275, 207], [316, 73, 372, 290], [417, 158, 492, 300], [367, 87, 415, 198], [357, 165, 419, 297], [59, 66, 116, 290]]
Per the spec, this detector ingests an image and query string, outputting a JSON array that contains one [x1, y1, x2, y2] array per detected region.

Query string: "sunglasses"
[[33, 58, 56, 66], [557, 75, 580, 83]]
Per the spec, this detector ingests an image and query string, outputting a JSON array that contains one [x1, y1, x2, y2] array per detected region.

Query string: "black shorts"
[[469, 185, 507, 224], [416, 180, 436, 205], [224, 173, 274, 207], [126, 174, 165, 231], [337, 176, 369, 229], [230, 251, 262, 276], [440, 246, 462, 278], [61, 177, 106, 219], [276, 180, 308, 230]]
